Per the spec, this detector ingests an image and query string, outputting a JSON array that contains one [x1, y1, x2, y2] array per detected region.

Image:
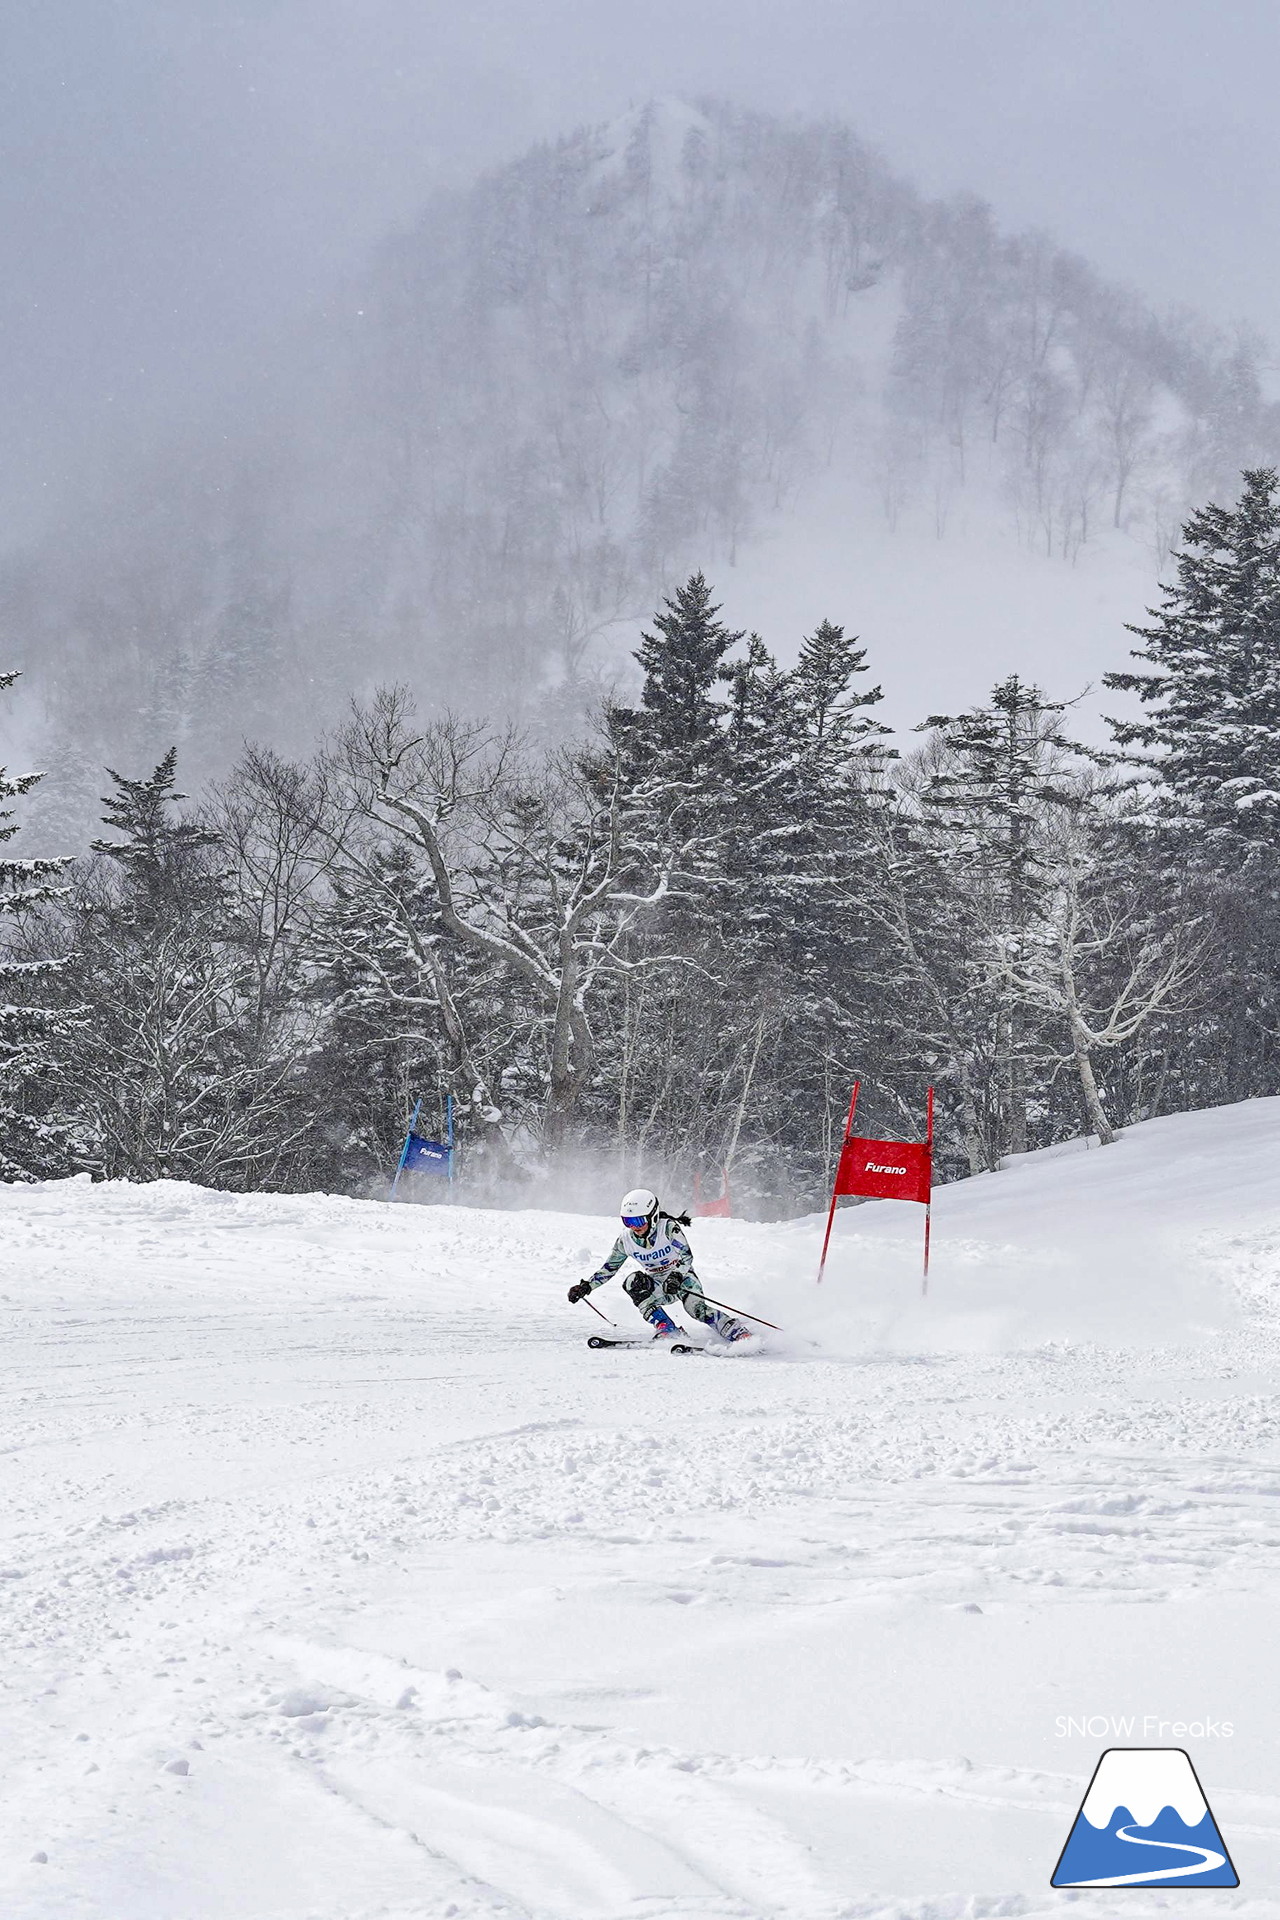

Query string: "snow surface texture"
[[5, 1100, 1280, 1916]]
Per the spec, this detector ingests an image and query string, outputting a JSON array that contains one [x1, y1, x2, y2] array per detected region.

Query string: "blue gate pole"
[[390, 1097, 423, 1201]]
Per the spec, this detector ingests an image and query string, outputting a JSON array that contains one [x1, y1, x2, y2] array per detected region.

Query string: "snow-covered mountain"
[[7, 97, 1278, 822], [3, 1097, 1280, 1910]]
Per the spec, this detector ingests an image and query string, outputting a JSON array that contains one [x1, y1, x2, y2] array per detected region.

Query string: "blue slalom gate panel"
[[402, 1133, 450, 1174]]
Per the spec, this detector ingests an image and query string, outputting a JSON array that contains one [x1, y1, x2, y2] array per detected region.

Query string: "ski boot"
[[703, 1308, 751, 1342], [642, 1303, 682, 1340]]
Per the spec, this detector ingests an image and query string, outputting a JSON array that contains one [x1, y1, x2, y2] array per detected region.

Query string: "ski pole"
[[576, 1279, 780, 1333], [689, 1290, 781, 1331]]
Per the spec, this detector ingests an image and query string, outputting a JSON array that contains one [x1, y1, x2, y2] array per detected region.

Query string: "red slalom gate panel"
[[692, 1169, 731, 1218], [818, 1081, 935, 1289], [835, 1136, 931, 1205]]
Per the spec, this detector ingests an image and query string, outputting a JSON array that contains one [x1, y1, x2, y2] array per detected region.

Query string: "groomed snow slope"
[[4, 1100, 1280, 1917]]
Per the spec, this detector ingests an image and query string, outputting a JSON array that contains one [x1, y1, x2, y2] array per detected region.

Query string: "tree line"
[[3, 469, 1280, 1213]]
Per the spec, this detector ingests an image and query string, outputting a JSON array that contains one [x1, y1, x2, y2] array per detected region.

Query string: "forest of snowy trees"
[[3, 469, 1280, 1214], [5, 98, 1280, 823]]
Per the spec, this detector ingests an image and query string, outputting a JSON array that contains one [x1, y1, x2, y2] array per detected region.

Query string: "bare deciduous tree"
[[1011, 786, 1206, 1145], [336, 688, 708, 1144]]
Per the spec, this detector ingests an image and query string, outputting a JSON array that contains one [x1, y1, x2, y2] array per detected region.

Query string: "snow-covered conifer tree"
[[66, 751, 313, 1185], [90, 749, 223, 917], [1102, 468, 1280, 1108], [774, 622, 910, 1178], [914, 677, 1077, 1157], [0, 671, 75, 1179], [1105, 468, 1280, 849], [626, 572, 741, 781]]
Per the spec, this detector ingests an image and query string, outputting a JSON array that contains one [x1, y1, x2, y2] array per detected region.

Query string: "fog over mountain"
[[6, 86, 1277, 839], [6, 4, 1280, 566]]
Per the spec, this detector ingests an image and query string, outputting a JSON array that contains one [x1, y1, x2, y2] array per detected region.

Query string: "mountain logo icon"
[[1051, 1748, 1239, 1887]]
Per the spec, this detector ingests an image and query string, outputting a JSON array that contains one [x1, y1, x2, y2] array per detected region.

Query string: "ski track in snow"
[[4, 1107, 1280, 1915]]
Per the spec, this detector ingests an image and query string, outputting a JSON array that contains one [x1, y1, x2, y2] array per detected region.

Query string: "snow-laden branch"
[[334, 691, 713, 1139]]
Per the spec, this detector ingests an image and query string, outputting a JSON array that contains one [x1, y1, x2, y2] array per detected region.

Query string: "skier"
[[567, 1188, 751, 1341]]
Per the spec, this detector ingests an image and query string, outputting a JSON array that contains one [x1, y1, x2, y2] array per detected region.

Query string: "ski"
[[586, 1334, 705, 1352], [670, 1339, 759, 1356], [585, 1333, 757, 1355], [586, 1331, 759, 1355]]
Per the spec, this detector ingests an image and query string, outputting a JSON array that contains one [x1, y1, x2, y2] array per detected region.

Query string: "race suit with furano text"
[[582, 1213, 744, 1338]]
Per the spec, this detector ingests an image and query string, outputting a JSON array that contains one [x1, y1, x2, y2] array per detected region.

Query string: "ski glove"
[[567, 1280, 592, 1303]]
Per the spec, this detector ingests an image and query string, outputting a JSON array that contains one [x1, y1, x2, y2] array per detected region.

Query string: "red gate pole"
[[817, 1080, 860, 1284], [922, 1085, 934, 1296]]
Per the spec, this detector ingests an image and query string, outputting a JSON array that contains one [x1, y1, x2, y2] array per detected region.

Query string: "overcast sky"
[[4, 0, 1279, 546]]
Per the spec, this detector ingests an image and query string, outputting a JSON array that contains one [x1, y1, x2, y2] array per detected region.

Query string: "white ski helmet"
[[620, 1187, 659, 1238]]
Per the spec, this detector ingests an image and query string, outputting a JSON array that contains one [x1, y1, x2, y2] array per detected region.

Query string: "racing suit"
[[582, 1212, 745, 1338]]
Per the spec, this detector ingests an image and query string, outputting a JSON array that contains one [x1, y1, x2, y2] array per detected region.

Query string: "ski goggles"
[[622, 1213, 653, 1232]]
